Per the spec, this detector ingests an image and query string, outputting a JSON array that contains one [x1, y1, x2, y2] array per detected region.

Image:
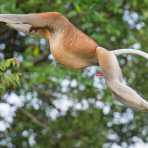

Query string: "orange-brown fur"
[[0, 12, 148, 111]]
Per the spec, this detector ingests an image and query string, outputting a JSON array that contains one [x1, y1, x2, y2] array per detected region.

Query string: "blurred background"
[[0, 0, 148, 148]]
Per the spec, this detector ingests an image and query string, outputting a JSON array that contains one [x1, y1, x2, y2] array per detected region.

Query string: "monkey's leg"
[[96, 47, 148, 111]]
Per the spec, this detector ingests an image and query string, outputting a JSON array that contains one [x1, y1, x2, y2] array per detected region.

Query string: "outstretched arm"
[[0, 12, 64, 35], [96, 47, 148, 111]]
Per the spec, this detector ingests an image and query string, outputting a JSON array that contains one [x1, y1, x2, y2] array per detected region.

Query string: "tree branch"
[[33, 51, 50, 65], [19, 108, 49, 129]]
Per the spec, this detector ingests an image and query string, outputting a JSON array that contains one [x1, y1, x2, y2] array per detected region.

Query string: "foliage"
[[0, 58, 20, 96], [0, 0, 148, 148]]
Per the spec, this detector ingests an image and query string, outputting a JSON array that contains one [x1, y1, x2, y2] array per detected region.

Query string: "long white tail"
[[111, 49, 148, 60]]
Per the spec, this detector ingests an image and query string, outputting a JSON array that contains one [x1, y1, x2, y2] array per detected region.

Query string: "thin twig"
[[20, 108, 49, 130], [33, 51, 50, 65]]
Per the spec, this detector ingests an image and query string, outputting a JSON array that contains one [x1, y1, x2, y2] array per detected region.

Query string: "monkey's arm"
[[0, 12, 62, 34], [96, 47, 148, 111]]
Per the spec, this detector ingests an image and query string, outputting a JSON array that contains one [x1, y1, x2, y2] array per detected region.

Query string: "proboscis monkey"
[[0, 12, 148, 111]]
